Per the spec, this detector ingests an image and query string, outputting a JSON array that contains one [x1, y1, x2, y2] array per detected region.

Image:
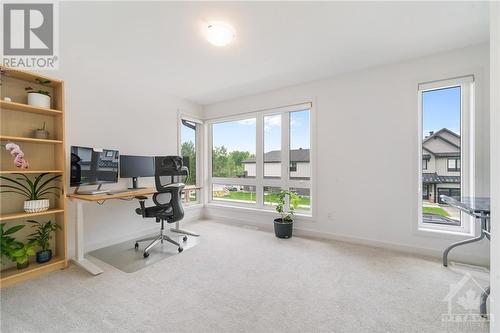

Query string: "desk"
[[440, 195, 491, 318], [67, 185, 201, 275]]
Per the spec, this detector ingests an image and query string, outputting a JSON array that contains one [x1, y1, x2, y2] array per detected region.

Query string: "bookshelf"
[[0, 66, 67, 288]]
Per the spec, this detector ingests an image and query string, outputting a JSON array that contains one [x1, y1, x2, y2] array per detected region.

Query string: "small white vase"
[[24, 199, 50, 213], [27, 92, 51, 108]]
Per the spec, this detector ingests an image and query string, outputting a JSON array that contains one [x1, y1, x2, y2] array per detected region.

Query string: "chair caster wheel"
[[143, 252, 150, 258], [183, 236, 188, 242], [178, 247, 183, 253], [134, 243, 139, 250]]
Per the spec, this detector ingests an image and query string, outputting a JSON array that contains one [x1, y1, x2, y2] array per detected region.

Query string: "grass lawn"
[[216, 191, 311, 209], [422, 206, 450, 217]]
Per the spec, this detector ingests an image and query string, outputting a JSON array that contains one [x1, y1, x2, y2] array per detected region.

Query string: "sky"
[[422, 86, 461, 136]]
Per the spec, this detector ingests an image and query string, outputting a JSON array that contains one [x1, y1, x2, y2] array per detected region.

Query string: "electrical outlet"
[[327, 212, 335, 220]]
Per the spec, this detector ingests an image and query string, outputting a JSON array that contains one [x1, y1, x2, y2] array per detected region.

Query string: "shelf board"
[[0, 135, 62, 144], [0, 257, 65, 288], [0, 100, 62, 116], [0, 169, 63, 175], [0, 208, 65, 221], [0, 66, 62, 87]]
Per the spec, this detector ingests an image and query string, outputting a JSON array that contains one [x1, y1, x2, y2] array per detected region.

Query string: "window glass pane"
[[264, 186, 282, 208], [290, 110, 310, 180], [290, 187, 311, 213], [212, 118, 256, 178], [212, 184, 256, 204], [181, 120, 197, 186], [264, 114, 281, 178], [421, 86, 461, 226]]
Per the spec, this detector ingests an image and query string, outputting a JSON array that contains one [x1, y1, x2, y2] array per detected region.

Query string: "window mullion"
[[256, 114, 264, 208], [282, 112, 290, 210]]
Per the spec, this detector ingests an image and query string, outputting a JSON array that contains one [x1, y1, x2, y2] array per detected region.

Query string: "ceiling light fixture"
[[205, 21, 236, 47]]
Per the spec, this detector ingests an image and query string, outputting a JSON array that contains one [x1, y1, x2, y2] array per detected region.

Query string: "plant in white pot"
[[27, 219, 62, 263], [0, 173, 62, 213], [25, 78, 51, 108], [274, 190, 300, 239]]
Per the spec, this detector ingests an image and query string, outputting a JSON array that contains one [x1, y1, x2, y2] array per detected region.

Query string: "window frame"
[[178, 113, 204, 206], [206, 102, 314, 217], [422, 158, 428, 171], [417, 76, 475, 235], [447, 157, 461, 172]]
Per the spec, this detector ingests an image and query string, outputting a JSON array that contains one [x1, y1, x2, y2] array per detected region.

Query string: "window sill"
[[414, 226, 474, 239], [205, 202, 314, 221]]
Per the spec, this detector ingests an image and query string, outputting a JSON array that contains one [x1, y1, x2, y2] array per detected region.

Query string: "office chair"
[[134, 156, 189, 258]]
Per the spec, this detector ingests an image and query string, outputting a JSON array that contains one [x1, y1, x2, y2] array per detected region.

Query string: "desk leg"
[[70, 201, 104, 275], [443, 232, 485, 267]]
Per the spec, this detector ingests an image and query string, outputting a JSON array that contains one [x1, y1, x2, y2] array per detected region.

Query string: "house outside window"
[[418, 76, 474, 234], [208, 103, 313, 215]]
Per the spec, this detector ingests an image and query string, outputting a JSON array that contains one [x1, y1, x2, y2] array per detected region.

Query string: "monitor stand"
[[74, 184, 110, 195], [128, 177, 146, 190]]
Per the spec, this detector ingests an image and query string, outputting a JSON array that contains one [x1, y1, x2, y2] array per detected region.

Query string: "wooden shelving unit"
[[0, 65, 67, 288]]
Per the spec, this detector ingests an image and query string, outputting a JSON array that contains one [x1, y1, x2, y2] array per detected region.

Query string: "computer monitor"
[[120, 155, 155, 189], [70, 146, 119, 190]]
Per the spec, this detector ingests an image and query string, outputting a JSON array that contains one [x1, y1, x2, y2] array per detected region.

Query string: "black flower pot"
[[16, 261, 29, 269], [274, 218, 293, 239], [36, 250, 52, 263]]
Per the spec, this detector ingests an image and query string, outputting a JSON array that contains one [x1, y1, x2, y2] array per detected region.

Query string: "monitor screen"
[[120, 155, 155, 178], [70, 146, 119, 186]]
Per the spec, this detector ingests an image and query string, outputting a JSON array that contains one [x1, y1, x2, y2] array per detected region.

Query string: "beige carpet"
[[0, 220, 490, 333]]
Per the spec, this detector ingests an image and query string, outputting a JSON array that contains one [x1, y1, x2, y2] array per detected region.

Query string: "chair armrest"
[[135, 196, 148, 217]]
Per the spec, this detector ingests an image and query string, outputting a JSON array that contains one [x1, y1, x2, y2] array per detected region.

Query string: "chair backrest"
[[153, 156, 188, 222]]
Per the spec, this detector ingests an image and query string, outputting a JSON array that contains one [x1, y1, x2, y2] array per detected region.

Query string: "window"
[[447, 157, 460, 172], [418, 76, 474, 233], [290, 110, 310, 180], [422, 159, 428, 170], [180, 118, 201, 204], [209, 103, 313, 216], [212, 118, 256, 178]]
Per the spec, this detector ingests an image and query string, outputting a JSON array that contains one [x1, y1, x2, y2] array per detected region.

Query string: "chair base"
[[135, 220, 186, 257]]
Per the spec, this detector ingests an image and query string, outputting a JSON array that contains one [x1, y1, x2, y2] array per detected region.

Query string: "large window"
[[180, 118, 201, 204], [209, 103, 313, 215], [418, 77, 473, 233]]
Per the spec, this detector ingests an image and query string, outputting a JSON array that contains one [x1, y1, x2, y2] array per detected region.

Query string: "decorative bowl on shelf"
[[24, 199, 50, 213]]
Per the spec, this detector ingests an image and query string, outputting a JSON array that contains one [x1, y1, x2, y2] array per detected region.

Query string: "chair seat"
[[136, 205, 173, 220]]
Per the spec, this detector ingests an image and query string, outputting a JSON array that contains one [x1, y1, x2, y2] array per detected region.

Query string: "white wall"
[[204, 44, 490, 266], [41, 5, 204, 257], [489, 2, 500, 330]]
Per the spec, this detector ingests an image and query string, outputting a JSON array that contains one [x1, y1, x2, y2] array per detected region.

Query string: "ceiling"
[[61, 1, 489, 105]]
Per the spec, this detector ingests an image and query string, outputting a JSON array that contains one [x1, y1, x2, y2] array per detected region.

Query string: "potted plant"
[[0, 223, 36, 269], [274, 190, 300, 239], [0, 173, 62, 213], [33, 121, 49, 139], [27, 219, 61, 263], [25, 78, 51, 108]]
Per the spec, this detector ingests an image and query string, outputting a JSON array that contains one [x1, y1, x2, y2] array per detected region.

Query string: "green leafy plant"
[[36, 121, 47, 131], [25, 78, 51, 96], [27, 220, 61, 251], [10, 240, 36, 266], [275, 190, 300, 222], [0, 223, 35, 266], [0, 173, 62, 200], [0, 223, 24, 263]]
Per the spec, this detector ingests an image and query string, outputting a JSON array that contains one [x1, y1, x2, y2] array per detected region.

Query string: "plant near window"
[[0, 223, 36, 269], [0, 173, 62, 213], [273, 190, 300, 239], [27, 219, 61, 263]]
